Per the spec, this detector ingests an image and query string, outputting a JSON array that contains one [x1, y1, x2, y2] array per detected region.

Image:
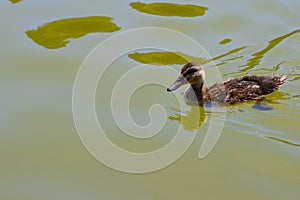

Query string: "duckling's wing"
[[205, 75, 287, 104], [225, 78, 264, 103], [241, 75, 287, 94]]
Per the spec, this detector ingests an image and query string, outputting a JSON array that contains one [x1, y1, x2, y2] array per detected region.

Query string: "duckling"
[[167, 62, 288, 105]]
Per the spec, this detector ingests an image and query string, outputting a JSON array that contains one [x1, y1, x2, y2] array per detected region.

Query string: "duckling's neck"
[[191, 83, 204, 102], [185, 83, 204, 104]]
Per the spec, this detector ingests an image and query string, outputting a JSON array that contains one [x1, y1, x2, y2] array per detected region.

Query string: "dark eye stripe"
[[181, 66, 199, 77], [183, 70, 197, 77], [188, 68, 198, 73], [182, 68, 198, 75]]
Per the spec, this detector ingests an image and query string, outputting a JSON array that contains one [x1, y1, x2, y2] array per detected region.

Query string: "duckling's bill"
[[167, 75, 188, 92]]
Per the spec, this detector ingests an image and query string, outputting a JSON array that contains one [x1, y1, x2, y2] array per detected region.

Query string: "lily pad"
[[26, 16, 121, 49], [130, 2, 208, 17]]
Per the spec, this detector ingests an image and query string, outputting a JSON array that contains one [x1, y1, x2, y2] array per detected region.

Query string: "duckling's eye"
[[188, 68, 198, 73]]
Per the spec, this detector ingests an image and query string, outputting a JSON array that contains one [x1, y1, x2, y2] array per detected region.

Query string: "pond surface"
[[1, 0, 300, 199]]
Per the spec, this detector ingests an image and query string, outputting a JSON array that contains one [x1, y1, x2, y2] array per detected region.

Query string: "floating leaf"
[[130, 2, 208, 17], [26, 16, 121, 49]]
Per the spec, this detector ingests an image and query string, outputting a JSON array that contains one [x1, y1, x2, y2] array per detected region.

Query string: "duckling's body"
[[167, 62, 288, 105], [197, 75, 288, 104]]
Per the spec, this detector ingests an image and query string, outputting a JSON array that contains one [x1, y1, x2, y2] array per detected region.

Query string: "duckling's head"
[[167, 62, 205, 92]]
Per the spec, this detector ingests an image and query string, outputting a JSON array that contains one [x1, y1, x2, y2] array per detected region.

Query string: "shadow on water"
[[251, 90, 293, 111], [251, 101, 273, 111], [9, 0, 22, 4], [26, 16, 120, 49], [169, 105, 206, 131], [130, 2, 208, 17]]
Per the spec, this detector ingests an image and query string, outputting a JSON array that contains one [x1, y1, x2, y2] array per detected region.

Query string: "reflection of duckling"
[[167, 62, 288, 105], [169, 106, 206, 131]]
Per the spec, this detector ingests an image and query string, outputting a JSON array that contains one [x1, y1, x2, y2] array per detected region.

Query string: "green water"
[[1, 0, 300, 199]]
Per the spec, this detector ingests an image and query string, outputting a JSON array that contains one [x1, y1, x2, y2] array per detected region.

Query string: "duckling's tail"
[[279, 75, 288, 85]]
